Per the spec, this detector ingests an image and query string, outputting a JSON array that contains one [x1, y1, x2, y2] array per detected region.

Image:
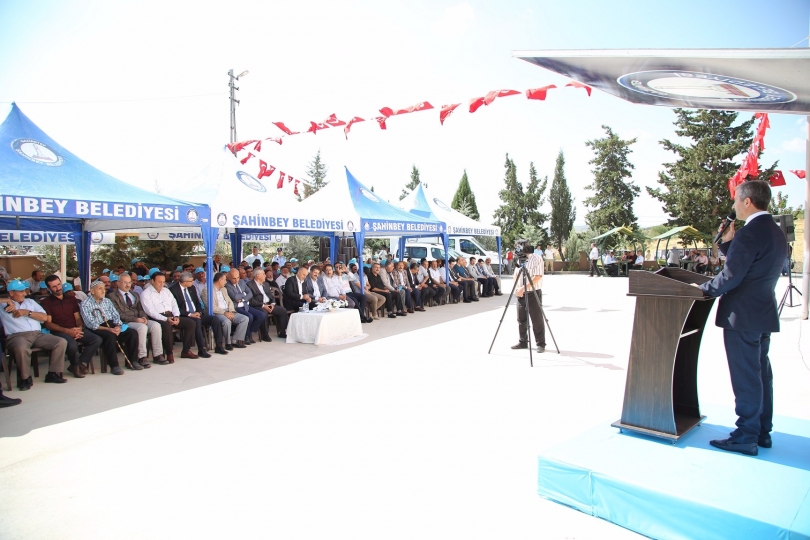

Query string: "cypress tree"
[[549, 150, 576, 257], [450, 170, 480, 220], [584, 126, 639, 235], [400, 165, 422, 200], [303, 149, 328, 199]]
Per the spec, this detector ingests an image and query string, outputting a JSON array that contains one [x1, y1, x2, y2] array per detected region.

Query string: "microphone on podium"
[[713, 211, 737, 244]]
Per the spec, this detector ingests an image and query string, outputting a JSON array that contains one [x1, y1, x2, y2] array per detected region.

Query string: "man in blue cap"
[[0, 279, 68, 390], [193, 267, 206, 299], [131, 259, 147, 277]]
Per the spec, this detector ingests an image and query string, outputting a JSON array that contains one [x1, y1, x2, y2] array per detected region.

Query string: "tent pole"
[[60, 244, 67, 280], [802, 114, 809, 320]]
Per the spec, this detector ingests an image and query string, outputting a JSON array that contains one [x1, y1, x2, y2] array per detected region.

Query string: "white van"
[[390, 236, 501, 271], [447, 237, 501, 269]]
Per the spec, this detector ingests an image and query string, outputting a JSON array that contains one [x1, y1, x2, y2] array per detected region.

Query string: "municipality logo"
[[617, 70, 796, 104], [236, 171, 266, 192], [360, 188, 380, 203], [147, 233, 159, 240], [11, 138, 64, 166], [217, 213, 227, 226], [433, 198, 451, 211], [186, 209, 199, 223]]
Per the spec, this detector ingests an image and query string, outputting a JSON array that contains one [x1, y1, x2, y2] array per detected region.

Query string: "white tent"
[[399, 185, 501, 237]]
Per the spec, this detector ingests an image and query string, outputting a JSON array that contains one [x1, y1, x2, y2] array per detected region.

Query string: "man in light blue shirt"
[[0, 279, 68, 390], [272, 248, 286, 267]]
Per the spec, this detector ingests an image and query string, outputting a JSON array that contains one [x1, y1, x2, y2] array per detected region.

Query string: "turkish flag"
[[258, 160, 275, 180], [769, 170, 786, 187], [526, 85, 557, 100], [227, 140, 257, 154], [307, 121, 330, 134], [727, 171, 742, 198], [240, 152, 255, 165], [253, 140, 262, 152], [375, 116, 388, 130], [278, 172, 286, 188], [344, 116, 365, 139], [380, 101, 434, 117], [265, 137, 283, 145], [754, 113, 770, 149], [324, 113, 346, 127], [273, 122, 299, 135], [294, 178, 301, 196], [790, 169, 806, 179], [469, 90, 520, 113], [440, 103, 460, 125], [566, 81, 592, 96]]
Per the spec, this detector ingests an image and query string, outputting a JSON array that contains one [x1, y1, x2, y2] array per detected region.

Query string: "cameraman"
[[511, 242, 546, 353]]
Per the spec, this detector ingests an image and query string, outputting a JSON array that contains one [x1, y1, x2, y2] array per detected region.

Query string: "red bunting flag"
[[288, 174, 294, 183], [790, 169, 806, 179], [375, 117, 388, 130], [380, 101, 434, 117], [253, 140, 262, 152], [240, 152, 255, 165], [258, 160, 275, 180], [344, 116, 365, 139], [294, 178, 301, 196], [324, 113, 346, 127], [227, 140, 257, 154], [277, 172, 286, 188], [440, 103, 460, 125], [755, 112, 770, 149], [307, 121, 330, 134], [265, 137, 283, 145], [768, 170, 786, 187], [273, 122, 299, 136], [526, 85, 557, 100], [469, 90, 520, 113], [727, 171, 743, 198], [566, 81, 592, 96]]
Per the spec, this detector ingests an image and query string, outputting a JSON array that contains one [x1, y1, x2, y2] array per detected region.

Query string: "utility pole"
[[228, 69, 249, 145]]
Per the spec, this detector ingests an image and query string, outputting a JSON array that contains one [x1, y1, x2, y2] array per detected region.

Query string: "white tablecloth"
[[286, 308, 366, 346]]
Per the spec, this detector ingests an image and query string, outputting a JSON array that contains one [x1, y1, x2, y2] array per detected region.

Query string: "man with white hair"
[[247, 268, 289, 339], [79, 279, 140, 375], [211, 271, 249, 351], [108, 273, 163, 366]]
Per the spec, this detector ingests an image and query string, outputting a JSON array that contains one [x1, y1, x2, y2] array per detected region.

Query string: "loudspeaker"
[[773, 214, 795, 243]]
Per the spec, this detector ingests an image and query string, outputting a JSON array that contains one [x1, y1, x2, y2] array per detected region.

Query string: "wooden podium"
[[612, 268, 716, 441]]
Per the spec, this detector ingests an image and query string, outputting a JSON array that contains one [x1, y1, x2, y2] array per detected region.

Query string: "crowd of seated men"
[[0, 249, 505, 408]]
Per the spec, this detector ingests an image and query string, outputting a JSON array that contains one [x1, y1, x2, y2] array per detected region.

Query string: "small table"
[[286, 308, 364, 346]]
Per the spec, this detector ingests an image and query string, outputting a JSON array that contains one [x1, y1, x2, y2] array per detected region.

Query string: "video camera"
[[514, 239, 534, 265]]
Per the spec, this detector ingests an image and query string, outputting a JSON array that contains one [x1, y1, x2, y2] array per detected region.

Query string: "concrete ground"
[[0, 274, 807, 540]]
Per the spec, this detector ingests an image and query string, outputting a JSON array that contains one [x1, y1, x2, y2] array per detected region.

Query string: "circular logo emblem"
[[439, 225, 444, 233], [433, 198, 452, 211], [147, 232, 159, 240], [217, 213, 227, 226], [363, 222, 370, 231], [186, 209, 199, 223], [360, 188, 380, 203], [236, 171, 266, 192], [90, 232, 103, 243], [617, 70, 796, 104], [347, 221, 355, 232], [11, 138, 64, 166]]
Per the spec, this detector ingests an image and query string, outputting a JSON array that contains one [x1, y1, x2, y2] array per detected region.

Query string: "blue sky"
[[0, 0, 808, 227]]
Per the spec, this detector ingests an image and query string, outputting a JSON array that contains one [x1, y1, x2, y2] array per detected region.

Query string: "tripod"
[[778, 254, 801, 316], [488, 263, 559, 366]]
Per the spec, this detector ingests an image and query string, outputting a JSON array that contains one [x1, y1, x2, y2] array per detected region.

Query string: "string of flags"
[[226, 81, 593, 189]]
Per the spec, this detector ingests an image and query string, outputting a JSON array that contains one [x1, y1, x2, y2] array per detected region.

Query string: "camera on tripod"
[[514, 239, 534, 265]]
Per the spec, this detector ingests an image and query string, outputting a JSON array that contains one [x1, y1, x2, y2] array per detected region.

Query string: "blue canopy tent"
[[0, 103, 212, 294], [301, 168, 449, 292]]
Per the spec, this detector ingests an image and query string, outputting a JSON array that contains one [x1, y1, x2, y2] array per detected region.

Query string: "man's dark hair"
[[252, 260, 261, 269], [409, 262, 419, 270], [31, 270, 41, 278], [44, 274, 60, 287], [151, 272, 165, 281], [737, 180, 771, 210], [213, 271, 225, 283]]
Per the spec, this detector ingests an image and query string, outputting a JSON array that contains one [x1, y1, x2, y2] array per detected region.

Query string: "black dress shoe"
[[536, 346, 546, 353], [0, 394, 22, 407], [471, 297, 480, 302], [278, 332, 288, 339], [511, 342, 528, 350], [709, 438, 758, 456], [127, 361, 144, 371], [152, 355, 170, 365], [214, 346, 228, 355], [225, 344, 234, 351], [234, 341, 247, 349], [44, 372, 68, 383], [388, 313, 397, 319], [198, 350, 212, 358], [18, 377, 32, 391], [261, 335, 273, 342], [396, 311, 406, 316], [758, 435, 772, 448]]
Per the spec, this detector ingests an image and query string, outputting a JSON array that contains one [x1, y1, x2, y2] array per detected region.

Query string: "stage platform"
[[537, 406, 810, 540]]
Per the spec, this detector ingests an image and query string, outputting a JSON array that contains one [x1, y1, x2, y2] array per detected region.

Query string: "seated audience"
[[378, 262, 406, 316], [367, 263, 400, 318], [694, 251, 709, 274], [630, 251, 645, 271], [108, 273, 163, 366], [247, 268, 289, 338], [141, 271, 194, 364], [80, 279, 140, 375], [169, 272, 216, 358], [211, 271, 249, 350], [225, 268, 266, 345]]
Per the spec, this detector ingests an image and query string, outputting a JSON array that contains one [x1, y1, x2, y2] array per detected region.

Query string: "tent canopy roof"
[[651, 225, 709, 241], [0, 103, 207, 231], [592, 226, 639, 241], [513, 48, 810, 115], [399, 184, 501, 236]]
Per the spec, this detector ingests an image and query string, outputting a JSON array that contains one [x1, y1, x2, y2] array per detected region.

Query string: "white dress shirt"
[[429, 267, 444, 283], [310, 278, 321, 299], [216, 288, 229, 311], [276, 274, 288, 288], [544, 248, 554, 260], [253, 280, 270, 303], [245, 254, 264, 266], [589, 247, 599, 260], [322, 275, 344, 298], [140, 286, 180, 321], [745, 210, 770, 225]]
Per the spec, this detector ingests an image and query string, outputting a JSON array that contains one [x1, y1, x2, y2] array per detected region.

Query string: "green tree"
[[493, 155, 548, 248], [285, 235, 317, 262], [549, 150, 576, 259], [770, 191, 803, 220], [400, 165, 424, 200], [303, 149, 329, 199], [91, 235, 138, 269], [450, 170, 480, 220], [130, 239, 201, 270], [584, 126, 639, 239], [35, 245, 79, 276], [647, 110, 776, 238]]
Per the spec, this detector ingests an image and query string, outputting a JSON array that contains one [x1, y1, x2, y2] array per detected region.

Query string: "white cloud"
[[437, 3, 475, 39], [780, 137, 806, 153]]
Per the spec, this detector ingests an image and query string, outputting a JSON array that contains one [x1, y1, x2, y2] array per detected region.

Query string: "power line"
[[789, 35, 809, 48], [0, 92, 225, 105]]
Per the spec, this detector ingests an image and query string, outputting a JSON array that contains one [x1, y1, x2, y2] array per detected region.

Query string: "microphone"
[[713, 211, 737, 244]]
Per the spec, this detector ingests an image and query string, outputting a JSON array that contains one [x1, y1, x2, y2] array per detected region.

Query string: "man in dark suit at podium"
[[700, 181, 787, 456]]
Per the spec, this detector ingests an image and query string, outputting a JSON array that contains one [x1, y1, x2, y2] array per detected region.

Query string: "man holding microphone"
[[700, 181, 787, 456]]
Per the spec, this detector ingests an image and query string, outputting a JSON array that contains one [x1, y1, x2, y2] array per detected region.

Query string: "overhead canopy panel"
[[513, 49, 810, 114]]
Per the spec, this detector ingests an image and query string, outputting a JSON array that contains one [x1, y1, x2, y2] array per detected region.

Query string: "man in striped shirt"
[[511, 244, 546, 353]]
